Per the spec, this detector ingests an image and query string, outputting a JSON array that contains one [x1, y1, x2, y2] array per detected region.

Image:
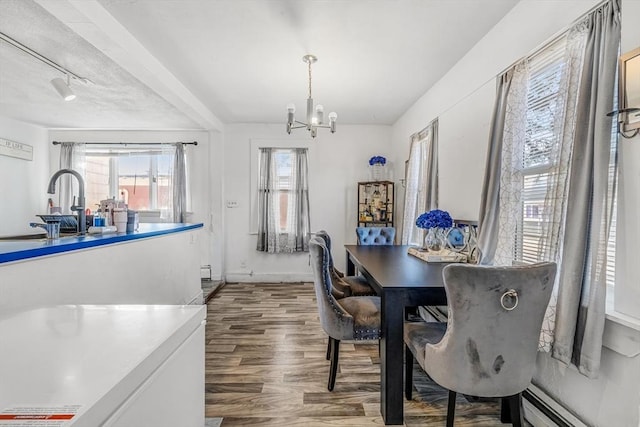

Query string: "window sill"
[[603, 286, 640, 357]]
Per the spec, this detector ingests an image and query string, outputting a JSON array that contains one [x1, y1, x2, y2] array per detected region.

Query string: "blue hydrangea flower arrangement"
[[369, 156, 386, 166], [416, 209, 453, 229]]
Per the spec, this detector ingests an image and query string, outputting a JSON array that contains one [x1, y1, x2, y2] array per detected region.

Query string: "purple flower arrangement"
[[416, 209, 453, 229], [369, 156, 386, 166]]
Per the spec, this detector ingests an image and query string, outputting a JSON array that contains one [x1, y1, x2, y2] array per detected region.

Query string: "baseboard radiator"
[[420, 306, 588, 427], [523, 384, 587, 427]]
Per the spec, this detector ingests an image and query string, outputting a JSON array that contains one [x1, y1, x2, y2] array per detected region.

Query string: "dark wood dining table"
[[344, 244, 448, 426]]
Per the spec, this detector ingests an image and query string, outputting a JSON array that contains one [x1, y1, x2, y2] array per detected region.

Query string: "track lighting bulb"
[[51, 75, 76, 101]]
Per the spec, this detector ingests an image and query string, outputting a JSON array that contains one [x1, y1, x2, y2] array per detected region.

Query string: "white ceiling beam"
[[34, 0, 224, 132]]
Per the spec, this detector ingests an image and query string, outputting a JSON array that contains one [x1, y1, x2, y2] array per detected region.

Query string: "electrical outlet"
[[226, 200, 239, 208], [240, 260, 247, 269]]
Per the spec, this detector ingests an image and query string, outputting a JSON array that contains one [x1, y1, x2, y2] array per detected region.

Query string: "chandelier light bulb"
[[315, 104, 324, 125], [329, 112, 337, 133]]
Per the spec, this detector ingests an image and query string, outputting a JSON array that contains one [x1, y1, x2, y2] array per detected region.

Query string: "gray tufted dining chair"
[[309, 236, 381, 391], [315, 230, 376, 298], [404, 262, 556, 427]]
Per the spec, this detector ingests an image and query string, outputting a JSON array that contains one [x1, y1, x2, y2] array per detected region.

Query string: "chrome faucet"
[[30, 221, 60, 239], [47, 168, 86, 235]]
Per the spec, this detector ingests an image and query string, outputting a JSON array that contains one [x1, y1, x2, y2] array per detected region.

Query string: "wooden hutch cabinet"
[[357, 181, 394, 227]]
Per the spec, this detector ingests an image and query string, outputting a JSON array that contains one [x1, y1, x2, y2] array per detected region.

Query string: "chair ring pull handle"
[[500, 289, 518, 311]]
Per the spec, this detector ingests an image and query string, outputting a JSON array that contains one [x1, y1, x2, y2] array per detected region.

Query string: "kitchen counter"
[[0, 223, 204, 311], [0, 223, 203, 264], [0, 304, 206, 426]]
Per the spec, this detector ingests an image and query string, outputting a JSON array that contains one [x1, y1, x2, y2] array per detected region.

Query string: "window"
[[256, 147, 310, 253], [512, 38, 617, 287], [84, 148, 175, 214], [516, 41, 567, 265], [268, 150, 294, 231], [401, 119, 438, 246]]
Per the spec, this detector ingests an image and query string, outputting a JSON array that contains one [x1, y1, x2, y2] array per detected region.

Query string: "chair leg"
[[328, 339, 340, 391], [404, 345, 414, 400], [326, 337, 333, 361], [501, 397, 511, 423], [446, 390, 456, 427], [507, 393, 523, 427]]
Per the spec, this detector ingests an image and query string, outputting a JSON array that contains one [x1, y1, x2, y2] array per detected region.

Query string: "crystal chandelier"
[[286, 54, 337, 138]]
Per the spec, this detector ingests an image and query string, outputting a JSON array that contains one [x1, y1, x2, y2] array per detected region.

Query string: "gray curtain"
[[58, 142, 74, 214], [57, 142, 86, 214], [552, 0, 620, 377], [400, 119, 438, 246], [477, 72, 513, 265], [172, 143, 188, 223], [256, 147, 310, 253], [477, 0, 620, 377]]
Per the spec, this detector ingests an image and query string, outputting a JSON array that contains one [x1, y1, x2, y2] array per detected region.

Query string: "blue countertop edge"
[[0, 223, 203, 265]]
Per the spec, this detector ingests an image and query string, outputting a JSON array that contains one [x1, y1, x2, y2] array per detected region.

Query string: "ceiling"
[[0, 0, 519, 130]]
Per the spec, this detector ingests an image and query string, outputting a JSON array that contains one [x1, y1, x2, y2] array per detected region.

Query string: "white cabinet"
[[0, 305, 206, 427]]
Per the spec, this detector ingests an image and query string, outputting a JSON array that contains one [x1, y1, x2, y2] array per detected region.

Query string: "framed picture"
[[619, 47, 640, 132]]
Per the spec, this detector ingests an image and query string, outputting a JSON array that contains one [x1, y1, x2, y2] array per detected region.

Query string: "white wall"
[[223, 123, 391, 282], [0, 116, 50, 236], [390, 1, 640, 426], [46, 129, 223, 280]]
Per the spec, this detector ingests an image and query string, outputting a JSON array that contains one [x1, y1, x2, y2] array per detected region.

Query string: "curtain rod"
[[52, 141, 198, 146], [426, 0, 612, 126], [496, 0, 612, 78]]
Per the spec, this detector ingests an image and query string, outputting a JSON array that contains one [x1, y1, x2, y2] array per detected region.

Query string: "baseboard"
[[186, 290, 203, 305], [523, 384, 587, 427], [225, 272, 313, 283]]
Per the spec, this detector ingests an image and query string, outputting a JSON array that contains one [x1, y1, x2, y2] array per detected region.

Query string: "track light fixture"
[[50, 74, 76, 101], [0, 31, 91, 101]]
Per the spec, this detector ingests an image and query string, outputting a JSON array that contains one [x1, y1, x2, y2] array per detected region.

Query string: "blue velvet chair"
[[356, 226, 396, 245], [309, 236, 381, 390], [404, 262, 557, 427]]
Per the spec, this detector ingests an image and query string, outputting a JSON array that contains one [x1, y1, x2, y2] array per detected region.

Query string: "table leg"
[[346, 252, 356, 276], [380, 291, 404, 425]]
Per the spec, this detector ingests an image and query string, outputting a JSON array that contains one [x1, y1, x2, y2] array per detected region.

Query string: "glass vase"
[[424, 227, 446, 252], [370, 164, 386, 181]]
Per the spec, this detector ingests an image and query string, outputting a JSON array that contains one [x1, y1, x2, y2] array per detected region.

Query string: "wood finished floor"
[[205, 282, 505, 426]]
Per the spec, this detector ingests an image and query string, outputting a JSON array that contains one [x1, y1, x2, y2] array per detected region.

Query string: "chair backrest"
[[356, 227, 395, 245], [309, 237, 355, 340], [315, 230, 335, 270], [423, 262, 556, 397]]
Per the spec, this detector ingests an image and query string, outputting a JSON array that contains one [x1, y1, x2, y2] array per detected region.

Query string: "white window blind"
[[516, 38, 567, 264], [515, 36, 618, 289]]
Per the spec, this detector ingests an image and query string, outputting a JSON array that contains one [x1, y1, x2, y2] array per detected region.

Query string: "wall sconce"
[[610, 48, 640, 139]]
